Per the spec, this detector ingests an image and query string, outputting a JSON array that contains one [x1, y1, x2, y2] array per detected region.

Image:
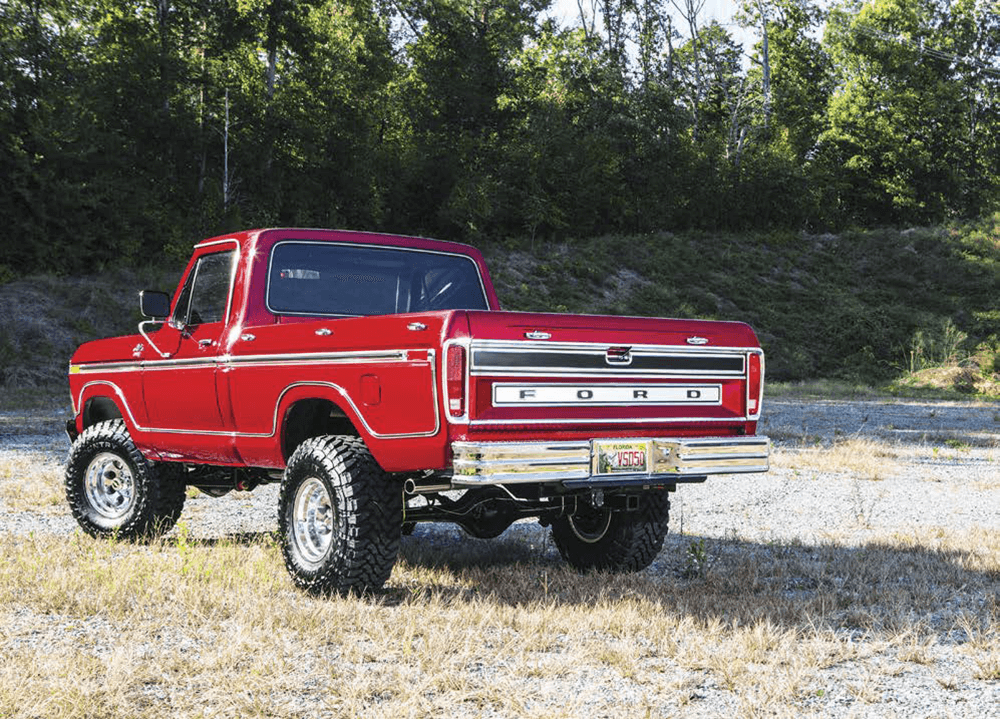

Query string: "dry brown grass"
[[771, 438, 904, 481], [0, 450, 64, 510], [1, 522, 997, 719], [2, 417, 997, 717]]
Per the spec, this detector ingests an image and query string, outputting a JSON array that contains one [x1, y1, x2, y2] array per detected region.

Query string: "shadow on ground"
[[383, 522, 999, 635]]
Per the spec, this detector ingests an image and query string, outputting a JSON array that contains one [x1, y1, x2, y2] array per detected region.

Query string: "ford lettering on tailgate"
[[493, 384, 722, 406]]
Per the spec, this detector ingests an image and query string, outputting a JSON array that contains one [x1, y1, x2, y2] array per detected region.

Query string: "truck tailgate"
[[459, 311, 763, 433]]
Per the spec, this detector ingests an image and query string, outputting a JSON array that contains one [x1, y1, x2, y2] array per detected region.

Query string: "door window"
[[173, 250, 236, 326]]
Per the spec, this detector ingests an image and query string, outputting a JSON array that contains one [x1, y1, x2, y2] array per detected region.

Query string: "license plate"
[[593, 440, 650, 475]]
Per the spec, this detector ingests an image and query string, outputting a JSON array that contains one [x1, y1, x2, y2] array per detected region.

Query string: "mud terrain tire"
[[65, 419, 186, 539], [278, 435, 403, 595], [551, 492, 670, 572]]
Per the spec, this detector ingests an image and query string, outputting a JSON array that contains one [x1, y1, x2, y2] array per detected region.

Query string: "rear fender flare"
[[275, 383, 374, 458]]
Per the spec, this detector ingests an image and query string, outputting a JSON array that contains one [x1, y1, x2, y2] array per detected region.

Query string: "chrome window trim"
[[264, 240, 490, 318], [194, 237, 241, 249], [172, 241, 239, 328]]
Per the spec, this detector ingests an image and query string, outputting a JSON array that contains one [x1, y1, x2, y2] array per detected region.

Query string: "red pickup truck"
[[65, 228, 769, 594]]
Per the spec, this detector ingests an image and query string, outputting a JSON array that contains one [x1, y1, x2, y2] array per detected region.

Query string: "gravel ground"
[[4, 397, 997, 542], [681, 398, 1000, 545], [2, 396, 998, 717]]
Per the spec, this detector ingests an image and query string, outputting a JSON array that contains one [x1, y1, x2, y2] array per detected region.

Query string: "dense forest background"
[[1, 0, 998, 392], [1, 0, 998, 274]]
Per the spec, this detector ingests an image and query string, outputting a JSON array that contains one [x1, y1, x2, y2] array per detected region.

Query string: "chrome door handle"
[[240, 333, 256, 342], [198, 339, 214, 347]]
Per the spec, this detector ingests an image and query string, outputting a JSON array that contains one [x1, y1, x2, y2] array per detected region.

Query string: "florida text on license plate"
[[593, 440, 650, 475]]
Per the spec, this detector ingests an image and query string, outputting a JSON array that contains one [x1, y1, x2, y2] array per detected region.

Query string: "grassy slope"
[[1, 220, 998, 398], [485, 219, 1000, 396], [0, 266, 182, 405]]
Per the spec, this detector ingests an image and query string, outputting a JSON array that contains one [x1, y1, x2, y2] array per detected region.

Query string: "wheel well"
[[82, 397, 123, 429], [281, 399, 360, 461]]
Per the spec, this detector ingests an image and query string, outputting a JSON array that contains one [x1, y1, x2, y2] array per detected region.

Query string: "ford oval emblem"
[[686, 336, 709, 346], [606, 346, 632, 365]]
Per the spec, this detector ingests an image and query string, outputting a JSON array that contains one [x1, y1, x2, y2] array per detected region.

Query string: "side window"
[[173, 250, 236, 326]]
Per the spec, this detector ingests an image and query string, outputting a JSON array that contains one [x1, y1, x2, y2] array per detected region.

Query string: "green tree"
[[392, 0, 551, 238], [818, 0, 999, 225]]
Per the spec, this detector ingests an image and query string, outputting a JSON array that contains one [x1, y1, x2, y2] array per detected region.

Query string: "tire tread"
[[65, 419, 186, 539], [278, 435, 402, 595], [551, 492, 670, 573]]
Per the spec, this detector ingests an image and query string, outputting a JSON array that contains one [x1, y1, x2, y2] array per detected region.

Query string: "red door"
[[141, 247, 238, 462]]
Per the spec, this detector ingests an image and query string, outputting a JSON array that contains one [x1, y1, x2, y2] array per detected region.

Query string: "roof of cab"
[[194, 228, 484, 257]]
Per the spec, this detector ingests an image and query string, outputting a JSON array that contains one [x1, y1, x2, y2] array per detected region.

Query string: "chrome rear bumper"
[[451, 436, 770, 486]]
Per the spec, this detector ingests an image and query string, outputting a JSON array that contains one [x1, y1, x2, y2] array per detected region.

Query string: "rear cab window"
[[266, 242, 489, 318]]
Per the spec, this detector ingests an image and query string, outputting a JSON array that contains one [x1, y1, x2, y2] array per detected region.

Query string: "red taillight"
[[446, 345, 466, 417], [747, 352, 763, 417]]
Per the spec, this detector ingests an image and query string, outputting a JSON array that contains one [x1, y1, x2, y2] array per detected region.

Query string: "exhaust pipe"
[[404, 478, 453, 495]]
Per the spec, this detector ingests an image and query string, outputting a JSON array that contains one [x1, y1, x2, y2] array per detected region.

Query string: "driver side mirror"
[[139, 290, 171, 319]]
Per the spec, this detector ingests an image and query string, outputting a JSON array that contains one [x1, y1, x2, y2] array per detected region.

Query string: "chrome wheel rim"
[[84, 452, 136, 520], [292, 477, 335, 569], [568, 507, 613, 544]]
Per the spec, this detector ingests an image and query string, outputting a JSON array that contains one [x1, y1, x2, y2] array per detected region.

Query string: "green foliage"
[[0, 0, 997, 276], [681, 538, 713, 580], [486, 221, 1000, 390], [817, 0, 1000, 225], [904, 319, 968, 373]]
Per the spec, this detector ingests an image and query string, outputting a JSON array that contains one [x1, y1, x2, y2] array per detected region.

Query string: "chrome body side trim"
[[74, 349, 439, 440], [451, 436, 770, 486], [226, 350, 406, 367], [72, 349, 409, 373]]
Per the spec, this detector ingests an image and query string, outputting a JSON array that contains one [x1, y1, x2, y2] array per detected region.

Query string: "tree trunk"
[[223, 88, 229, 211], [158, 0, 171, 113], [758, 0, 771, 128]]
